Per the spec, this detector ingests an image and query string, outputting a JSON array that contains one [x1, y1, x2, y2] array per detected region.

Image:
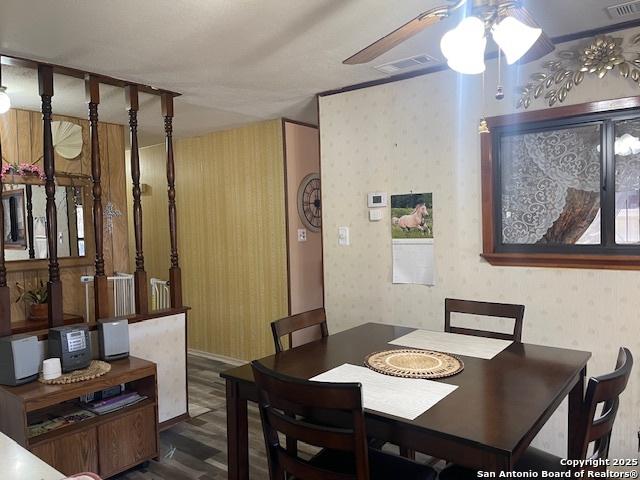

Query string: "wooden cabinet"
[[31, 429, 99, 475], [98, 403, 156, 477], [0, 356, 158, 479]]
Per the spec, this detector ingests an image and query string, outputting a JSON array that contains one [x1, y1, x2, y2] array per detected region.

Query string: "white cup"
[[42, 358, 62, 380]]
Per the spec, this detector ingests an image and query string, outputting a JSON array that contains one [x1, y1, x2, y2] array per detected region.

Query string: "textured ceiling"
[[0, 0, 636, 145]]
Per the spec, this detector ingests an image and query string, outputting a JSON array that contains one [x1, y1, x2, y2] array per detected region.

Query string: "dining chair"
[[439, 347, 634, 478], [271, 307, 328, 353], [251, 360, 437, 480], [444, 298, 525, 342]]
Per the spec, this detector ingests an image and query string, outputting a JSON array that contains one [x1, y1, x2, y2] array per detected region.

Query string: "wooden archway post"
[[86, 75, 109, 320], [0, 100, 10, 336], [38, 65, 63, 327], [125, 85, 148, 314], [25, 185, 35, 259], [161, 94, 182, 308]]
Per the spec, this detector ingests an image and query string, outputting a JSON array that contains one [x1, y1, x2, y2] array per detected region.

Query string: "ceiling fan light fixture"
[[440, 16, 487, 75], [491, 16, 542, 64]]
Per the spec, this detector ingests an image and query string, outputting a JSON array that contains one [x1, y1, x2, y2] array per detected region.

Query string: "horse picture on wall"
[[391, 193, 433, 239]]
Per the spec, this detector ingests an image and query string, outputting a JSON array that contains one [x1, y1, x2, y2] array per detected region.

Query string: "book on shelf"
[[28, 417, 69, 437], [84, 391, 147, 415], [26, 391, 146, 437], [27, 407, 96, 438]]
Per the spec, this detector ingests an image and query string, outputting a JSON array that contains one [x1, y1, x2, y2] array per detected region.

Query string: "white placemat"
[[389, 330, 512, 360], [310, 363, 457, 420]]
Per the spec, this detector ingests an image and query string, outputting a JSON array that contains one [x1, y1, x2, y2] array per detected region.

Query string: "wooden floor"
[[114, 353, 437, 479], [113, 354, 266, 479]]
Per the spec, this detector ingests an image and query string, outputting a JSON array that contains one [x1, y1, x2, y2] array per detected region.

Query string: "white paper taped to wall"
[[392, 239, 434, 285]]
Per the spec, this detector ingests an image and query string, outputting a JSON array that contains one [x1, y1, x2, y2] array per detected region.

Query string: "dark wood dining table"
[[221, 323, 591, 480]]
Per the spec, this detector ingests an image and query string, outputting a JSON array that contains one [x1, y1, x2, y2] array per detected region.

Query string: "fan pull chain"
[[495, 47, 504, 100]]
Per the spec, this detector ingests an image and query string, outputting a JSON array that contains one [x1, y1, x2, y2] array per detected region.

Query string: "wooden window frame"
[[481, 95, 640, 270]]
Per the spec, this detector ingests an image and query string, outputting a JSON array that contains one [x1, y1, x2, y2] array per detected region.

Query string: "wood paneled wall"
[[130, 120, 288, 360], [0, 108, 129, 323]]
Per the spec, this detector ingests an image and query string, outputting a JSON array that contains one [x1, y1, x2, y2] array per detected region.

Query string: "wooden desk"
[[221, 323, 591, 479], [0, 356, 159, 479]]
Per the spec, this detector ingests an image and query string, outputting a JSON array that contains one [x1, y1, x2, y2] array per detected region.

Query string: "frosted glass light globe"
[[440, 16, 487, 75], [0, 88, 10, 114], [492, 16, 542, 64]]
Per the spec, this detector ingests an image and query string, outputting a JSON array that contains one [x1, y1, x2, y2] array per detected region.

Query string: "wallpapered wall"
[[319, 28, 640, 459], [131, 120, 288, 360]]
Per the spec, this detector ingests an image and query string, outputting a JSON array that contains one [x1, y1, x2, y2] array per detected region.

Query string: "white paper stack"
[[390, 330, 512, 360], [310, 363, 457, 420]]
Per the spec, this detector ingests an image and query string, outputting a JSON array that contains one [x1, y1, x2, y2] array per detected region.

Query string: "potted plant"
[[16, 281, 49, 320], [1, 162, 46, 181]]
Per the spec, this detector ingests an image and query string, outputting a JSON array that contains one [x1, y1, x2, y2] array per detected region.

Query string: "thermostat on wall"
[[367, 192, 387, 208]]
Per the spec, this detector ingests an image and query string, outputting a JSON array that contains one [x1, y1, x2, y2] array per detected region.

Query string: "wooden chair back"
[[251, 360, 370, 480], [271, 308, 328, 353], [444, 298, 525, 342], [576, 347, 633, 468]]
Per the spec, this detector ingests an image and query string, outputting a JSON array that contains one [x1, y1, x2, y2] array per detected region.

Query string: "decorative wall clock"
[[297, 173, 321, 232]]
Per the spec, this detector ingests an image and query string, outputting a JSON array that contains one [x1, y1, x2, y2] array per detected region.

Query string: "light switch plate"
[[338, 226, 350, 246], [297, 229, 307, 242]]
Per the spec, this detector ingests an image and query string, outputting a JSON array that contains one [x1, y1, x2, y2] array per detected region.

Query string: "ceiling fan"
[[343, 0, 555, 74]]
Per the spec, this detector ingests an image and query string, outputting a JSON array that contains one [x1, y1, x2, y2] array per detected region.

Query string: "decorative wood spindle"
[[25, 185, 35, 259], [38, 65, 63, 327], [162, 93, 182, 308], [0, 130, 11, 337], [86, 75, 109, 320], [125, 85, 148, 314]]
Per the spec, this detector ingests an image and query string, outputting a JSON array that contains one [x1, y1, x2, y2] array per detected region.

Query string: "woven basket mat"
[[39, 360, 111, 385], [364, 348, 464, 379]]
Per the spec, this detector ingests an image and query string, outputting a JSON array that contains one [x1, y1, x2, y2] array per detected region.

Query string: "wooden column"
[[125, 85, 148, 314], [25, 185, 35, 259], [86, 75, 109, 320], [0, 135, 10, 337], [161, 94, 182, 308], [38, 65, 63, 327]]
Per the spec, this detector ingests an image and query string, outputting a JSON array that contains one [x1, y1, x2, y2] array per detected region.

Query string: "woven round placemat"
[[38, 360, 111, 385], [364, 349, 464, 379]]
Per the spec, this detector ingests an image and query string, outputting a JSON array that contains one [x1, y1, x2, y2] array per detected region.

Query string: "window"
[[481, 97, 640, 269]]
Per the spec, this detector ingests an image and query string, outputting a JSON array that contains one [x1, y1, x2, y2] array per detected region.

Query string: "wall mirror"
[[3, 183, 87, 260], [2, 175, 93, 270]]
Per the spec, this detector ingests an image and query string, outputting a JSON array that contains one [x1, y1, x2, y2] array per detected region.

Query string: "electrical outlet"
[[297, 229, 307, 242]]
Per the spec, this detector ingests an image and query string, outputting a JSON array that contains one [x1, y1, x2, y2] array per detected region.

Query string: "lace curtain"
[[501, 125, 640, 244]]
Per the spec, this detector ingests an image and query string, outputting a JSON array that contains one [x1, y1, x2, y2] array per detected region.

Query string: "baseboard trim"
[[188, 348, 245, 366], [159, 412, 189, 431]]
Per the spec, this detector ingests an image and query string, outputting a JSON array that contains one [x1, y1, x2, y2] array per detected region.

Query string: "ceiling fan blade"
[[343, 12, 442, 65], [505, 6, 555, 64]]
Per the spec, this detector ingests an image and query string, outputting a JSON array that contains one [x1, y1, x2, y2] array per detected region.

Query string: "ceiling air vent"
[[607, 0, 640, 18], [373, 54, 438, 74]]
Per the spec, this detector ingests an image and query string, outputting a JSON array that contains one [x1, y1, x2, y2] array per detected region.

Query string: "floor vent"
[[607, 0, 640, 18], [373, 54, 438, 74]]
